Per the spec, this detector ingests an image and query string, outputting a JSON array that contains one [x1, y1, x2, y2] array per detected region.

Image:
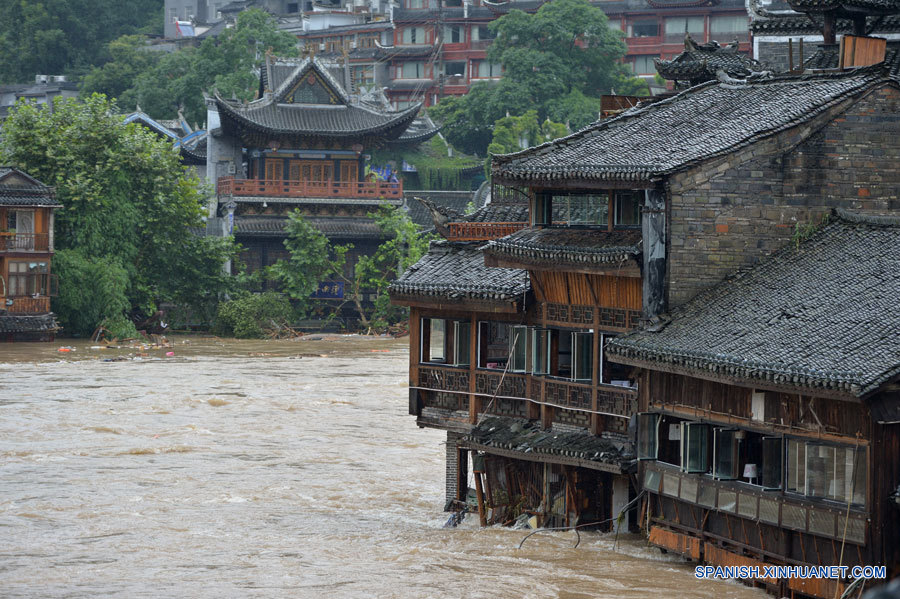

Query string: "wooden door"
[[265, 159, 284, 181], [340, 161, 358, 183], [288, 160, 302, 181]]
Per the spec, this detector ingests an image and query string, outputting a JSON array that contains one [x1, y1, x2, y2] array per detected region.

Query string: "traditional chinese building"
[[392, 55, 900, 552], [655, 34, 769, 88], [206, 55, 438, 300], [607, 209, 900, 599], [749, 0, 900, 73], [0, 168, 60, 341]]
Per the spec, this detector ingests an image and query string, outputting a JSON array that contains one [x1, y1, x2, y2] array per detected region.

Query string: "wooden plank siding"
[[532, 272, 641, 310], [645, 371, 871, 440]]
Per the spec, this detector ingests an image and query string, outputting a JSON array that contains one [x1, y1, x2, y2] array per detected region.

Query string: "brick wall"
[[445, 431, 463, 508], [667, 83, 900, 307]]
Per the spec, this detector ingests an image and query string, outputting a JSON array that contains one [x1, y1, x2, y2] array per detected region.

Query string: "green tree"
[[346, 205, 435, 329], [81, 35, 162, 111], [485, 110, 568, 173], [214, 291, 294, 338], [99, 8, 300, 123], [52, 249, 137, 339], [268, 209, 349, 316], [272, 205, 434, 330], [0, 0, 162, 83], [429, 0, 648, 157], [0, 94, 236, 335]]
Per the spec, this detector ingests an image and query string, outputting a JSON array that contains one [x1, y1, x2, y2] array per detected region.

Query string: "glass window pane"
[[761, 437, 783, 489], [531, 329, 549, 375], [454, 322, 470, 366], [429, 319, 446, 362], [806, 444, 834, 499], [554, 194, 609, 226], [710, 15, 748, 34], [637, 413, 659, 460], [572, 332, 593, 382], [683, 423, 709, 473], [714, 429, 737, 479], [787, 439, 805, 493], [615, 191, 642, 226], [509, 325, 528, 372]]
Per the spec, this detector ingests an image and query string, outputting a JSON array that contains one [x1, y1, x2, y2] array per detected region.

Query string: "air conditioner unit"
[[319, 43, 326, 50], [350, 40, 358, 49], [227, 162, 236, 174]]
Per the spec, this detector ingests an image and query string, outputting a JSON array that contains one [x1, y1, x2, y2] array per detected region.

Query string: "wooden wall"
[[532, 271, 641, 310], [646, 371, 870, 439]]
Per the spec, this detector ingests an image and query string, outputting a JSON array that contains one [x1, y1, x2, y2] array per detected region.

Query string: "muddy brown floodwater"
[[0, 336, 767, 599]]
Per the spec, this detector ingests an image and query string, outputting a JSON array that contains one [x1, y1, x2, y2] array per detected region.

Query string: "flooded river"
[[0, 337, 766, 598]]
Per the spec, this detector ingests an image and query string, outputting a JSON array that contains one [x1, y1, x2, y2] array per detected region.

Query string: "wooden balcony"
[[0, 232, 50, 252], [5, 296, 51, 314], [217, 177, 403, 200], [414, 364, 637, 432], [447, 221, 528, 241]]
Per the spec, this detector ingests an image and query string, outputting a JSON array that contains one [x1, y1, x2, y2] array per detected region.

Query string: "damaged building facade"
[[392, 41, 900, 595]]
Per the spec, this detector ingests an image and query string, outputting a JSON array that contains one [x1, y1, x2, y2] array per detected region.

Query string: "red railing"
[[217, 177, 403, 199], [447, 221, 528, 241], [0, 232, 50, 252]]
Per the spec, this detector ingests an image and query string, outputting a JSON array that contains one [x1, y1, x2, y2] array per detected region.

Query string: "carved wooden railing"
[[418, 365, 470, 412], [475, 371, 529, 418], [447, 221, 528, 241], [0, 233, 50, 252], [6, 296, 51, 314], [534, 301, 642, 331], [414, 365, 637, 431], [217, 177, 403, 199]]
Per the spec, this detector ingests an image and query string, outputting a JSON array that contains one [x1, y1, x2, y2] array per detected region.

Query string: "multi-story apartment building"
[[171, 0, 754, 109]]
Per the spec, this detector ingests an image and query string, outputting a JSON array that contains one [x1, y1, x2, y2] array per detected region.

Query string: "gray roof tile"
[[607, 209, 900, 398], [482, 227, 642, 268], [493, 69, 893, 184], [389, 240, 530, 304]]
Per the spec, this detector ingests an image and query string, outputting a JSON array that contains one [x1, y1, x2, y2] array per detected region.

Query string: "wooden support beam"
[[474, 471, 488, 527]]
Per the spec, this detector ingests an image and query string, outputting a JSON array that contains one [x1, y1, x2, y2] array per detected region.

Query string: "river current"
[[0, 336, 766, 598]]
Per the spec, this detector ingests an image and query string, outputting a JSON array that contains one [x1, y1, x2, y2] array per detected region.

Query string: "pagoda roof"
[[216, 56, 422, 144], [655, 35, 769, 84]]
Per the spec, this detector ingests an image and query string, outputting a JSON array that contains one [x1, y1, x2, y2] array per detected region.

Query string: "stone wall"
[[667, 83, 900, 307]]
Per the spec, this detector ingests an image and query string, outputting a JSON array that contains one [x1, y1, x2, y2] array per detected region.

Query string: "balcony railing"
[[217, 177, 403, 200], [414, 365, 637, 428], [0, 232, 50, 252], [447, 221, 528, 241]]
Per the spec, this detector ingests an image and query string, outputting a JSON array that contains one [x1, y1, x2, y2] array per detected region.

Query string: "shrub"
[[214, 292, 293, 338]]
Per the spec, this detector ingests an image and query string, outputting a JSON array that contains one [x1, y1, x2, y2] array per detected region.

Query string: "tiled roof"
[[389, 240, 530, 304], [607, 209, 900, 399], [0, 313, 59, 334], [492, 68, 893, 185], [751, 13, 900, 33], [787, 0, 900, 12], [464, 416, 634, 471], [482, 227, 642, 268], [0, 167, 59, 207], [655, 36, 768, 83], [216, 96, 421, 139], [404, 191, 480, 228], [220, 56, 422, 140], [461, 202, 530, 223], [234, 216, 385, 239]]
